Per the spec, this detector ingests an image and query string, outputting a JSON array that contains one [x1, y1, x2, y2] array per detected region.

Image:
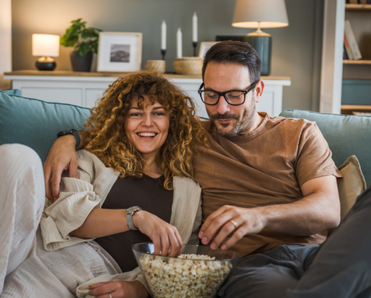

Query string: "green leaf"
[[60, 18, 102, 53], [60, 27, 79, 47], [81, 28, 98, 39], [75, 42, 93, 56]]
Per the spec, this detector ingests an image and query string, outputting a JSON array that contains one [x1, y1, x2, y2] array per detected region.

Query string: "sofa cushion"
[[279, 109, 371, 186], [2, 89, 22, 96], [337, 155, 366, 220], [0, 90, 90, 162]]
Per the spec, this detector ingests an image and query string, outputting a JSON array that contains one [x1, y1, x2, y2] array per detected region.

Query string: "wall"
[[11, 0, 324, 111], [0, 0, 12, 90]]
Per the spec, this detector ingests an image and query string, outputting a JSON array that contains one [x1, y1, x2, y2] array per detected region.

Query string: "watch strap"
[[57, 129, 81, 150], [72, 130, 81, 150], [126, 206, 142, 230]]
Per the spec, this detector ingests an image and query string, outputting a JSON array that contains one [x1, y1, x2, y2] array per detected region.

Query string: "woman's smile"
[[125, 96, 170, 162]]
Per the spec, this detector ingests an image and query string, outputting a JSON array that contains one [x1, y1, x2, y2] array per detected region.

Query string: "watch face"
[[127, 206, 141, 215]]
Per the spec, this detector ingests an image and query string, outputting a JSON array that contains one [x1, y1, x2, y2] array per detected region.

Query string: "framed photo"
[[198, 42, 218, 59], [97, 32, 142, 72]]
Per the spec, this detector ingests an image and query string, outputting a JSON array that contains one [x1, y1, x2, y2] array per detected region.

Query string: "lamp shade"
[[232, 0, 289, 28], [32, 34, 60, 57]]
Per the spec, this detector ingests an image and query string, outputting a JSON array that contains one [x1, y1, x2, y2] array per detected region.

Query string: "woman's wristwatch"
[[126, 206, 142, 230]]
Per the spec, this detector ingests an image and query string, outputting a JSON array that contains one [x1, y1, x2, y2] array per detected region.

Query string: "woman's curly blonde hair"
[[83, 71, 207, 190]]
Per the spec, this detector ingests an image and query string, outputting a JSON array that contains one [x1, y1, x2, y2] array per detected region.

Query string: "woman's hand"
[[88, 280, 149, 298], [133, 210, 183, 257]]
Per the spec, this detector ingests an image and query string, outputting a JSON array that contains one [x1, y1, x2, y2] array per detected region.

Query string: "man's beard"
[[209, 99, 256, 138]]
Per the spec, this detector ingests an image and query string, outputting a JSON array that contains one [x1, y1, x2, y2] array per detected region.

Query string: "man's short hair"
[[202, 40, 261, 83]]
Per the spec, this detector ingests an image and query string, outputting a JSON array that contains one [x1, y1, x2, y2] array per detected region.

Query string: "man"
[[44, 41, 371, 297]]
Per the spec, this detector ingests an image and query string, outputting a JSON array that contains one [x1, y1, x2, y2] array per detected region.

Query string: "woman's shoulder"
[[173, 176, 201, 193], [76, 150, 119, 180], [77, 149, 102, 163]]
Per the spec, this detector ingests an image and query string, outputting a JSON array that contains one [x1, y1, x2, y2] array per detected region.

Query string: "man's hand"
[[44, 135, 78, 202], [199, 176, 340, 251], [198, 205, 266, 251]]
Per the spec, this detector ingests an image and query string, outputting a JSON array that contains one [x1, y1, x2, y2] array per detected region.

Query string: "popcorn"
[[139, 253, 233, 298]]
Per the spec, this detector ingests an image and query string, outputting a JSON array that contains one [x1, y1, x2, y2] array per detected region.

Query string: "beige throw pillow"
[[337, 155, 366, 220]]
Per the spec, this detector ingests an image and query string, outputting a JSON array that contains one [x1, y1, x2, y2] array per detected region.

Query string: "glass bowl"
[[132, 242, 240, 298]]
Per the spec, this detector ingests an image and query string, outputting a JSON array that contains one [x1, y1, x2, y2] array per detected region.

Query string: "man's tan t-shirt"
[[194, 113, 341, 257]]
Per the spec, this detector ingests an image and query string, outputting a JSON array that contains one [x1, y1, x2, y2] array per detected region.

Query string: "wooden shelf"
[[3, 70, 201, 79], [3, 70, 290, 82], [345, 4, 371, 10], [341, 104, 371, 110], [341, 104, 371, 115], [343, 60, 371, 65]]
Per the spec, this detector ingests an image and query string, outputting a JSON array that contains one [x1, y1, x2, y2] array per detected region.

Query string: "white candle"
[[161, 20, 166, 50], [192, 12, 198, 43], [177, 28, 182, 58]]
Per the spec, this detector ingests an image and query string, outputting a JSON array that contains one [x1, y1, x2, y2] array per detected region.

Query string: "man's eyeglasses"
[[198, 80, 259, 106]]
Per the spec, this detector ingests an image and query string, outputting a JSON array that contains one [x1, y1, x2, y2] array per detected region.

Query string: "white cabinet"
[[4, 71, 290, 118]]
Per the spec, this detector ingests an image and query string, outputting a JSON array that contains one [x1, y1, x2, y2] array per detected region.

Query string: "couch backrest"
[[280, 109, 371, 186], [0, 90, 90, 162], [1, 92, 369, 186]]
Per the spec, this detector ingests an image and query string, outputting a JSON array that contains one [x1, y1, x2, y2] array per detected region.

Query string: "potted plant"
[[60, 18, 102, 72]]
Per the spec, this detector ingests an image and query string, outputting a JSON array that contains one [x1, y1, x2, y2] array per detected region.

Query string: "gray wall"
[[11, 0, 324, 111]]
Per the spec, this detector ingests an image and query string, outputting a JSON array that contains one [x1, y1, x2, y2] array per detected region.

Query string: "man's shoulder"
[[267, 114, 318, 132], [201, 119, 211, 129], [269, 114, 315, 126]]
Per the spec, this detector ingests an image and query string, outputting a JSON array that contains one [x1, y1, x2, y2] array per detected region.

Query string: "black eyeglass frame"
[[197, 80, 259, 106]]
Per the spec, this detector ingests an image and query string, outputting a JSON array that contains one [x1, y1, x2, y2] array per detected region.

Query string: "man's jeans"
[[219, 186, 371, 298]]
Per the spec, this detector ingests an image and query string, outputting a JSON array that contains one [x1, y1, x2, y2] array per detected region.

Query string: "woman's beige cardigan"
[[39, 150, 202, 297]]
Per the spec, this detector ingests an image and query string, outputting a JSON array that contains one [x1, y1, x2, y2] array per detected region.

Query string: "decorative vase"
[[70, 51, 93, 72]]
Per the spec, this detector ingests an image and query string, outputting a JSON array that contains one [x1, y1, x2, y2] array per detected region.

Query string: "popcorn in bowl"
[[132, 243, 240, 298]]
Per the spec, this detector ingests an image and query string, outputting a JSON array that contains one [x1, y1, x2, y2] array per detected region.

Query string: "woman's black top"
[[94, 174, 173, 272]]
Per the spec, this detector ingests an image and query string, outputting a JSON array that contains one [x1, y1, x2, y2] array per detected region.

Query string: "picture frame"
[[97, 32, 142, 72], [198, 42, 218, 59]]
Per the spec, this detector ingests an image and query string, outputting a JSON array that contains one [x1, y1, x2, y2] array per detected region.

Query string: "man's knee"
[[217, 245, 317, 298]]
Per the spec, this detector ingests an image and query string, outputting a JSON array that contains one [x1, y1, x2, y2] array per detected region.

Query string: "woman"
[[1, 72, 206, 298]]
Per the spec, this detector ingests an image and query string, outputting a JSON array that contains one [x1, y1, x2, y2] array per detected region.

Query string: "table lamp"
[[232, 0, 288, 76], [32, 34, 60, 71]]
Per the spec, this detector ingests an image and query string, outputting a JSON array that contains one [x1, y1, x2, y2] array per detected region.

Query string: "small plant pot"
[[70, 51, 93, 72]]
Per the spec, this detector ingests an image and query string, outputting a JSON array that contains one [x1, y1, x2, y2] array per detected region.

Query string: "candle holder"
[[161, 49, 166, 61], [192, 42, 198, 57]]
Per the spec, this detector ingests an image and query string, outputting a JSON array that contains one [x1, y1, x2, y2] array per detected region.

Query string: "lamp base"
[[35, 57, 56, 71], [245, 33, 272, 76]]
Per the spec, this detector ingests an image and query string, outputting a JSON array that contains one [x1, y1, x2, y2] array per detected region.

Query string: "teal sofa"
[[279, 110, 371, 186], [0, 90, 90, 163], [0, 90, 370, 186]]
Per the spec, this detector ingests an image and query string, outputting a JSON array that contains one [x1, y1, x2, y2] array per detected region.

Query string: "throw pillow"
[[337, 155, 366, 220]]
